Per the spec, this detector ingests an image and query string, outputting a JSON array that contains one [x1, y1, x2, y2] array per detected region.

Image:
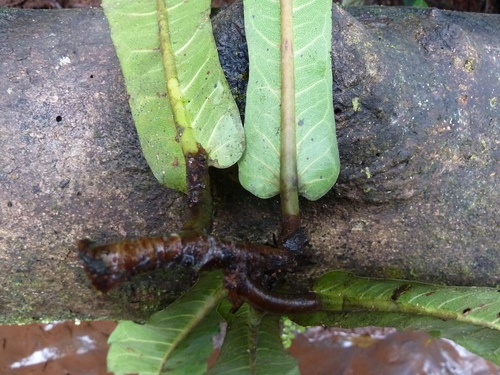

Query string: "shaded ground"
[[0, 0, 100, 8], [363, 0, 500, 13], [0, 320, 115, 375], [1, 321, 499, 374], [290, 327, 500, 374]]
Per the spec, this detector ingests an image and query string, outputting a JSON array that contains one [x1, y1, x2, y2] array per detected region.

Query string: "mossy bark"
[[0, 4, 498, 323]]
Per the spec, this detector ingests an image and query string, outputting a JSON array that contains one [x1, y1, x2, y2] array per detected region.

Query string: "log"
[[0, 3, 498, 323]]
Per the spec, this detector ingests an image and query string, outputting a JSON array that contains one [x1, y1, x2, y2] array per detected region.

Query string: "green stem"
[[157, 1, 213, 233], [279, 0, 300, 240], [157, 0, 198, 155], [248, 305, 264, 375]]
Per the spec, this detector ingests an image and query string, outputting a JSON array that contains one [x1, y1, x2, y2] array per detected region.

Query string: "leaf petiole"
[[157, 0, 202, 155], [279, 0, 300, 239]]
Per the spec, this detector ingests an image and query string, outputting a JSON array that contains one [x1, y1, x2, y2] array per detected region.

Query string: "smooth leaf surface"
[[103, 0, 244, 192], [238, 0, 340, 200], [209, 301, 299, 375], [293, 271, 500, 365], [107, 271, 226, 375]]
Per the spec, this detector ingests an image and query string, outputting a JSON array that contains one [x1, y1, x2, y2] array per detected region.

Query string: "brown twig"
[[182, 147, 213, 234], [78, 231, 321, 313]]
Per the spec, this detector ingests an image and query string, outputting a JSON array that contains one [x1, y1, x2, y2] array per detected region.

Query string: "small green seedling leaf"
[[239, 0, 340, 200], [102, 0, 244, 192], [107, 271, 227, 375], [403, 0, 429, 7], [209, 301, 299, 375], [293, 271, 500, 365]]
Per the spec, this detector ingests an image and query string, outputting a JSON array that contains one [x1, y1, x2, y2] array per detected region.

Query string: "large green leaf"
[[293, 271, 500, 365], [209, 301, 300, 375], [107, 271, 227, 375], [102, 0, 244, 192], [238, 0, 340, 200]]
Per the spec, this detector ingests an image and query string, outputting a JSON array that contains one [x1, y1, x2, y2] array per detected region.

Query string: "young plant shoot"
[[238, 0, 340, 237]]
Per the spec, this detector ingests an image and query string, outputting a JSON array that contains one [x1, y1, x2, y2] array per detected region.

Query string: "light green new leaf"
[[102, 0, 244, 192], [209, 301, 300, 375], [293, 271, 500, 365], [107, 271, 227, 375], [239, 0, 340, 200]]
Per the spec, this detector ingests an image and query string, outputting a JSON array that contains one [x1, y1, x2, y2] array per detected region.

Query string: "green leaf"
[[293, 271, 500, 365], [102, 0, 244, 192], [238, 0, 340, 200], [107, 271, 227, 375], [403, 0, 428, 7], [209, 301, 299, 375]]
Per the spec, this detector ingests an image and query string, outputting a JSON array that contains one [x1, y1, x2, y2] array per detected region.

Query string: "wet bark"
[[0, 4, 498, 323]]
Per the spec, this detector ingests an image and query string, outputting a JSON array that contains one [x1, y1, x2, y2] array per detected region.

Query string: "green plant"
[[78, 0, 500, 373], [403, 0, 428, 7]]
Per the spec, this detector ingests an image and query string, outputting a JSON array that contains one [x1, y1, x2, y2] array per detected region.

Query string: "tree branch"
[[0, 4, 498, 323]]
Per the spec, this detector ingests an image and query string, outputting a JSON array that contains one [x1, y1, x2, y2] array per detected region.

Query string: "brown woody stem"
[[229, 272, 321, 314], [182, 146, 213, 234], [78, 233, 292, 293], [78, 233, 321, 313]]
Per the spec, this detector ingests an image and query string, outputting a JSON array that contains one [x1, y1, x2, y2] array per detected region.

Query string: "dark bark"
[[0, 4, 498, 323]]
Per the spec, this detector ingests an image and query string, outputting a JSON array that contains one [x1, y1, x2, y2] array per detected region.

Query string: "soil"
[[290, 327, 500, 374], [0, 320, 115, 374]]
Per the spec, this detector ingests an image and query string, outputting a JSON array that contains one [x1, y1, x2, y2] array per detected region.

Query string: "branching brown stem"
[[78, 233, 321, 313], [79, 143, 320, 314]]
